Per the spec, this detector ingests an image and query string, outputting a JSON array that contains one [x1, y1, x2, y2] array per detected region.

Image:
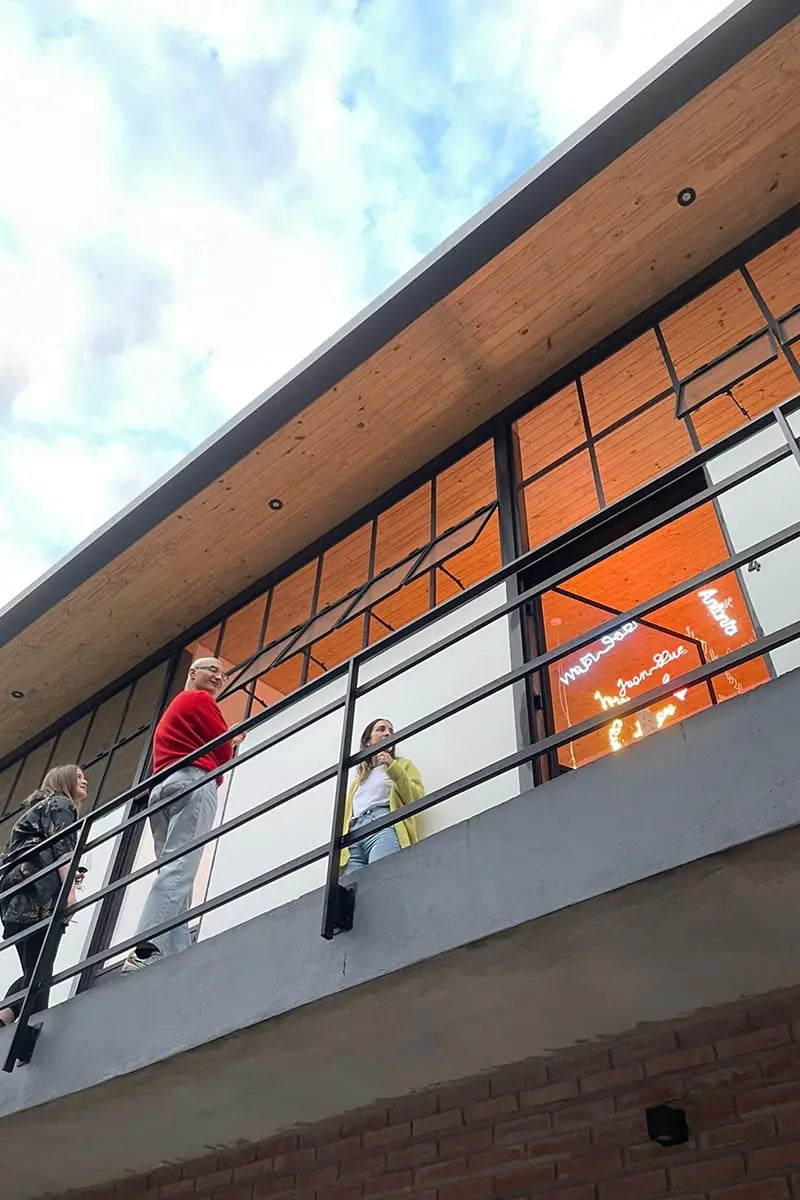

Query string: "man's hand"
[[231, 732, 246, 746]]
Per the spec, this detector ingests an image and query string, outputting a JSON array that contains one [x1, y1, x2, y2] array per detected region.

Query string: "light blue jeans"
[[134, 766, 218, 958], [341, 806, 400, 877]]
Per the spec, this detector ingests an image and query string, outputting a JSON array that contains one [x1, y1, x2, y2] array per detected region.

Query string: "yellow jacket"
[[340, 757, 424, 869]]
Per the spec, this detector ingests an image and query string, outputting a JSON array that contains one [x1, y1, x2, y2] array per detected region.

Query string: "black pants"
[[2, 923, 59, 1021]]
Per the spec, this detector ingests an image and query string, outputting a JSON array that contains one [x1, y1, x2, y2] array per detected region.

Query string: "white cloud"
[[0, 0, 732, 609]]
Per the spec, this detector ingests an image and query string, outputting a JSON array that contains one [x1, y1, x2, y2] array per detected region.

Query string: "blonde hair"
[[26, 764, 88, 816]]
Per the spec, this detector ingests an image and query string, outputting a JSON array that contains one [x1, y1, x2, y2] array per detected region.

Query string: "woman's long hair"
[[25, 764, 87, 816], [355, 718, 395, 785]]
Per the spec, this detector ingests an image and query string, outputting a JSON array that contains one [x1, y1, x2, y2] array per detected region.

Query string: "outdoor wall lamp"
[[10, 690, 24, 699], [677, 187, 697, 207], [268, 498, 284, 511], [646, 1103, 689, 1147]]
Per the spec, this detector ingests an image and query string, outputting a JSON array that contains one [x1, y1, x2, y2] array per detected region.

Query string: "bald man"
[[122, 658, 242, 972]]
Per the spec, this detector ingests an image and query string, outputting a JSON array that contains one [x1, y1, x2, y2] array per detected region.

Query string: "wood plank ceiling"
[[1, 15, 800, 759]]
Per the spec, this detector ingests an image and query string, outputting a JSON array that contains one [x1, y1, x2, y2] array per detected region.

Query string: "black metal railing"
[[2, 393, 800, 1072]]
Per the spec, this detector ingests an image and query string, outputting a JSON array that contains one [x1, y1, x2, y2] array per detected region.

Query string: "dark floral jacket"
[[0, 793, 78, 928]]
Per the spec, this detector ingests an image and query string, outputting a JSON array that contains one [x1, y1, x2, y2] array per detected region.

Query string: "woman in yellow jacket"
[[340, 718, 424, 876]]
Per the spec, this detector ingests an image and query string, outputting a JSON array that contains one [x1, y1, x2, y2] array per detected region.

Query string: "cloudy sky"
[[0, 0, 733, 609]]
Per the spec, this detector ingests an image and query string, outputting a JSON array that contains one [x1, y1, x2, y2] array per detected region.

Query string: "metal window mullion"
[[740, 264, 800, 386], [576, 376, 606, 507], [301, 555, 325, 688], [243, 593, 272, 722], [363, 519, 378, 649], [74, 651, 180, 994], [429, 475, 437, 608]]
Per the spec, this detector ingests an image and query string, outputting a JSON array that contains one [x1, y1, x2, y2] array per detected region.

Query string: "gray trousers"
[[134, 766, 218, 958]]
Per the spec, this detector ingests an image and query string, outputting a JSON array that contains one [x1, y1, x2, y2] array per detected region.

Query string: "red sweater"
[[153, 690, 233, 785]]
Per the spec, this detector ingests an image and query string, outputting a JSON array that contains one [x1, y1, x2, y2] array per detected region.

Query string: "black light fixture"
[[268, 498, 284, 511], [677, 187, 696, 208], [10, 690, 24, 700], [646, 1104, 689, 1147]]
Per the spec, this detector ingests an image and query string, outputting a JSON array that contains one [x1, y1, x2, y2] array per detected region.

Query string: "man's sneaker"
[[121, 948, 161, 974]]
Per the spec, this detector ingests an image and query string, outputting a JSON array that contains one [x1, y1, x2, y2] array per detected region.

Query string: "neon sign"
[[558, 621, 637, 686], [698, 588, 737, 637], [592, 643, 690, 753], [593, 645, 688, 710]]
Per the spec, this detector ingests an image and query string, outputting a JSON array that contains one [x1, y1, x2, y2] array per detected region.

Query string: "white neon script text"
[[698, 588, 737, 637], [558, 622, 637, 686], [593, 645, 688, 710]]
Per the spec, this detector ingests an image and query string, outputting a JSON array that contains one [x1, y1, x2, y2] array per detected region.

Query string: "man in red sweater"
[[122, 657, 241, 972]]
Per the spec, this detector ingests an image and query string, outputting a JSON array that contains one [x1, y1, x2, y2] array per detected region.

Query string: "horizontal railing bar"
[[83, 692, 346, 854], [0, 852, 73, 907], [4, 452, 796, 901], [343, 615, 800, 846], [355, 442, 790, 699], [2, 409, 794, 878], [0, 667, 349, 877], [70, 764, 338, 917], [0, 913, 50, 956], [5, 390, 800, 1043], [347, 510, 800, 769], [81, 723, 151, 771], [49, 843, 329, 987]]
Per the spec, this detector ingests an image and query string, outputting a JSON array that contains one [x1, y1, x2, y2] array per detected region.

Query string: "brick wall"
[[54, 985, 800, 1200]]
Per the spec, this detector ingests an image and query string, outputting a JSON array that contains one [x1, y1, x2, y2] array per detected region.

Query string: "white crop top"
[[352, 765, 392, 818]]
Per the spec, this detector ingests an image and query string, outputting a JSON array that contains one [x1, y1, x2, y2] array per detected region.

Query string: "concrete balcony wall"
[[1, 666, 800, 1197]]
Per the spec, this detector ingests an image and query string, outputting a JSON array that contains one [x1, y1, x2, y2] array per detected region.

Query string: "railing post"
[[320, 657, 359, 940], [3, 816, 92, 1072]]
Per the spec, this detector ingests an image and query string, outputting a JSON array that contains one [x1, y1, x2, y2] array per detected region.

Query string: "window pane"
[[436, 441, 496, 530], [369, 576, 430, 645], [747, 227, 800, 320], [186, 624, 222, 661], [120, 664, 168, 738], [436, 511, 501, 603], [218, 597, 268, 673], [260, 655, 304, 699], [50, 713, 93, 769], [223, 633, 296, 694], [282, 596, 355, 658], [594, 397, 694, 505], [679, 332, 776, 413], [317, 524, 372, 610], [309, 617, 365, 675], [374, 484, 431, 574], [522, 451, 599, 550], [543, 492, 773, 770], [516, 384, 585, 480], [92, 731, 148, 809], [689, 355, 799, 447], [0, 812, 17, 854], [263, 561, 316, 645], [0, 763, 20, 818], [411, 508, 494, 579], [660, 273, 764, 378], [343, 556, 419, 624], [779, 307, 800, 345], [80, 690, 129, 766], [9, 739, 56, 811], [581, 331, 672, 434]]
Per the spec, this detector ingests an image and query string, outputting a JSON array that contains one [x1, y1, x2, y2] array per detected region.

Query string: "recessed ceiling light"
[[677, 187, 696, 207], [268, 498, 284, 511], [10, 690, 24, 699]]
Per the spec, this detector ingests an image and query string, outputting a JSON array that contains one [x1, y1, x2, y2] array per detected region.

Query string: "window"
[[217, 445, 500, 702], [516, 384, 586, 481], [581, 331, 673, 434]]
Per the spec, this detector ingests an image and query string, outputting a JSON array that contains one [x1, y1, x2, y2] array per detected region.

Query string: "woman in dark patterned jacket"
[[0, 764, 89, 1026]]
